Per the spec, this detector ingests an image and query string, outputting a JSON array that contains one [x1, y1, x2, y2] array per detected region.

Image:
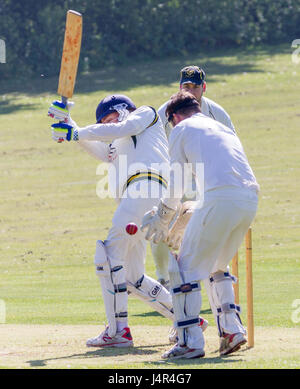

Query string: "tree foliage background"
[[1, 0, 300, 80]]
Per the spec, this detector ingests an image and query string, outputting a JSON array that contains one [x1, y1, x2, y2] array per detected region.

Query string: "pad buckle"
[[180, 283, 193, 293], [172, 281, 200, 295]]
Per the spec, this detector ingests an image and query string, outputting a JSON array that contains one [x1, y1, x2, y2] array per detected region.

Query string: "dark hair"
[[166, 91, 201, 123]]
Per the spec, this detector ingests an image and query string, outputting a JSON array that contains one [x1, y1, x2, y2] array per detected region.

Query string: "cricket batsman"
[[48, 95, 175, 347], [141, 91, 259, 358]]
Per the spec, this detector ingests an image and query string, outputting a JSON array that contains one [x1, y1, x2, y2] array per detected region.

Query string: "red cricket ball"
[[126, 223, 138, 235]]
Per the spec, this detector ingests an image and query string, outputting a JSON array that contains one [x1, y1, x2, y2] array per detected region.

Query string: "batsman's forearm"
[[77, 120, 140, 142], [77, 140, 110, 162]]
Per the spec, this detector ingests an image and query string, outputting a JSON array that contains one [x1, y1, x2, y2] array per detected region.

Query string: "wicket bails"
[[231, 227, 254, 348]]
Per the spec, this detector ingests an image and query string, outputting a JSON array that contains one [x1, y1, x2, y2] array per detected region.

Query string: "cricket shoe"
[[168, 317, 208, 344], [219, 332, 247, 356], [162, 343, 205, 360], [86, 326, 133, 348]]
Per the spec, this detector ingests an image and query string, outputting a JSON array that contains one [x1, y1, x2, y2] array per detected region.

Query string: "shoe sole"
[[220, 338, 247, 356], [163, 350, 205, 360]]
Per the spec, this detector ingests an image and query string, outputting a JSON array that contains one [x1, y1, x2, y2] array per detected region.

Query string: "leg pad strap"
[[115, 311, 128, 318], [114, 282, 127, 293], [172, 281, 201, 295], [209, 272, 237, 284], [176, 316, 200, 329], [217, 303, 241, 314]]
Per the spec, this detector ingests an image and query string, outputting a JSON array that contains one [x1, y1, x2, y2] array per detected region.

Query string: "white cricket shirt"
[[76, 106, 170, 200], [164, 113, 259, 209], [158, 96, 235, 137]]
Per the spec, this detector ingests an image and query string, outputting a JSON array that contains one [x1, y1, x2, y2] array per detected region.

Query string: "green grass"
[[1, 44, 300, 368], [1, 325, 299, 369]]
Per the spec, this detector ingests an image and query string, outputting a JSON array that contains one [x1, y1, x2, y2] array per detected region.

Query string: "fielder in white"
[[142, 91, 259, 359], [48, 95, 175, 347], [152, 65, 235, 288]]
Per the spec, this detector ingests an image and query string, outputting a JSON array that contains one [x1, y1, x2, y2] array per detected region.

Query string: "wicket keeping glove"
[[48, 100, 74, 122], [51, 122, 79, 142], [166, 201, 196, 250], [141, 200, 177, 244]]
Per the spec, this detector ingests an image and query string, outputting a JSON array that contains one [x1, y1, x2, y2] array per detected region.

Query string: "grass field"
[[1, 43, 300, 369]]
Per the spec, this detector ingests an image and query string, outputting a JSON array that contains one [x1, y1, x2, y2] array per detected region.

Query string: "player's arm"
[[67, 106, 157, 142], [48, 104, 111, 161], [223, 111, 235, 133], [158, 101, 172, 138], [50, 106, 157, 142], [208, 100, 236, 133], [69, 117, 111, 162], [77, 140, 111, 162]]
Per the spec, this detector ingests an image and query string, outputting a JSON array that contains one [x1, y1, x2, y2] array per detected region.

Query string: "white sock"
[[117, 320, 128, 332]]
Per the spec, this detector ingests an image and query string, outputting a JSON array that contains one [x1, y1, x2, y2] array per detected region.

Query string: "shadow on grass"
[[132, 311, 164, 318], [74, 58, 260, 95], [0, 97, 39, 115], [26, 344, 245, 368], [0, 43, 290, 114], [132, 308, 212, 318], [200, 308, 212, 315], [147, 344, 252, 367], [26, 343, 166, 367], [148, 356, 242, 367]]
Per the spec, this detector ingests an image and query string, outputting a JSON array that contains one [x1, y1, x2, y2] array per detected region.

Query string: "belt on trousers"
[[124, 171, 168, 192]]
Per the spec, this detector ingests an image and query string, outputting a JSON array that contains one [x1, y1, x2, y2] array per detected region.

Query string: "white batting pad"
[[127, 278, 174, 321], [209, 271, 246, 336], [169, 254, 203, 347], [94, 240, 128, 337]]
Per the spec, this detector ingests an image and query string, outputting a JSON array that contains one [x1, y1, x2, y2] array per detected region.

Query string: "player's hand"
[[51, 122, 79, 143], [141, 200, 177, 244], [166, 201, 196, 250], [48, 100, 74, 122]]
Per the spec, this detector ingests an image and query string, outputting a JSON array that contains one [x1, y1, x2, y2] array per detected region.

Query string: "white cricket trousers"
[[179, 186, 258, 281], [176, 186, 258, 349], [106, 180, 167, 282]]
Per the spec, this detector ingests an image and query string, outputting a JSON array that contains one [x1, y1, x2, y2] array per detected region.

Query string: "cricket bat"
[[57, 10, 82, 105]]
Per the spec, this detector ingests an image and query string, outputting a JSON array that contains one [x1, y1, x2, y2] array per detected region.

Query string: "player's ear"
[[202, 82, 206, 93]]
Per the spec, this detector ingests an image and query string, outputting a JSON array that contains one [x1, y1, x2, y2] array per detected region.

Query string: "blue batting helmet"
[[95, 94, 136, 123]]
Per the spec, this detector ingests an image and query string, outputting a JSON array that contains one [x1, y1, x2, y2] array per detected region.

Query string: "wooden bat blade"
[[57, 10, 82, 99]]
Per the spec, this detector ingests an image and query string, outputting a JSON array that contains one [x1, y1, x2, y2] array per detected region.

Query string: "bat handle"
[[61, 96, 69, 123]]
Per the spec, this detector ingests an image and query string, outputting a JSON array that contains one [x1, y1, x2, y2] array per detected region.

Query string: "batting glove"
[[51, 122, 79, 143], [48, 100, 74, 122], [141, 200, 177, 244]]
